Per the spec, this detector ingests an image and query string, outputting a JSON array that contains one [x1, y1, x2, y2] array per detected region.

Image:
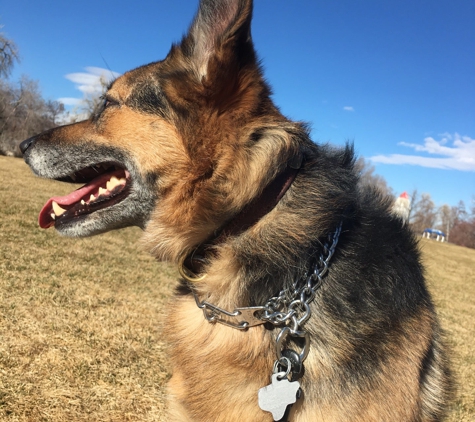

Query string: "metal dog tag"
[[258, 373, 301, 421]]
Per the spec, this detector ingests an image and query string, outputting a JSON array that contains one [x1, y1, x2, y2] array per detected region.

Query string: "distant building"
[[422, 228, 446, 242], [392, 192, 411, 224]]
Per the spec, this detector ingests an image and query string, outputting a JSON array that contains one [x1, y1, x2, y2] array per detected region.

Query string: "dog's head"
[[21, 0, 302, 261]]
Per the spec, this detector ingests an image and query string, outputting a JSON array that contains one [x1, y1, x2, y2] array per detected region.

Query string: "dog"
[[21, 0, 453, 420]]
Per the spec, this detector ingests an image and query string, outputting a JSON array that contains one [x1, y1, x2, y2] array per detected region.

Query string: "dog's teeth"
[[52, 201, 66, 216], [106, 176, 122, 191], [50, 213, 56, 220], [99, 187, 107, 196], [81, 199, 86, 205], [90, 194, 96, 202], [106, 177, 116, 191]]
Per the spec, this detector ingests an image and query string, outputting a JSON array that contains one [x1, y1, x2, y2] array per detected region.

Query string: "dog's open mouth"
[[39, 163, 131, 229]]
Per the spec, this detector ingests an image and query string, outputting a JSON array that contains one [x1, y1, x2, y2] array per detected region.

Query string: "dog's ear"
[[181, 0, 256, 83]]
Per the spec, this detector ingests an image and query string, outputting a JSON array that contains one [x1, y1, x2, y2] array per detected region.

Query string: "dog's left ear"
[[182, 0, 256, 83]]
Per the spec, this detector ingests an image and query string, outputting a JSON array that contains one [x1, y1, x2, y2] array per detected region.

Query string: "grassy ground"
[[0, 157, 174, 421], [1, 155, 474, 421], [420, 239, 475, 421]]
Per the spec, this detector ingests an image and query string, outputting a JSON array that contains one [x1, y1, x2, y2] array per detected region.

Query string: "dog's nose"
[[19, 136, 37, 155]]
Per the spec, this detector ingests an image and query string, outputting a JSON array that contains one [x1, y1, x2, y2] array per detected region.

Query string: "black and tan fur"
[[21, 0, 452, 420]]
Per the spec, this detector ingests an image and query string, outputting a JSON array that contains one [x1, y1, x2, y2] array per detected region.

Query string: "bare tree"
[[410, 193, 437, 234], [446, 201, 475, 248], [437, 204, 460, 241], [355, 156, 394, 198], [450, 219, 475, 249], [84, 76, 108, 117], [0, 29, 66, 156], [45, 100, 65, 125], [0, 29, 19, 78], [455, 200, 468, 222], [62, 75, 108, 123], [0, 76, 61, 156]]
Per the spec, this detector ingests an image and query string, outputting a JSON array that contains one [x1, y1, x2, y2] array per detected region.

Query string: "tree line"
[[356, 157, 475, 249], [1, 28, 474, 248], [0, 28, 103, 157], [0, 30, 65, 157], [409, 191, 475, 249]]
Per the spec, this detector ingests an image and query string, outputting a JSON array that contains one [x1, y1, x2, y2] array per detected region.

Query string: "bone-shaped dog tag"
[[258, 373, 301, 421]]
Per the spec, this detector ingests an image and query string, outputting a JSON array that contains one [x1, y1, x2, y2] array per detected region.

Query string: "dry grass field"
[[1, 155, 474, 421]]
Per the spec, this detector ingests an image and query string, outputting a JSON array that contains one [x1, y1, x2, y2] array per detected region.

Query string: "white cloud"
[[64, 66, 121, 97], [370, 133, 475, 172], [343, 106, 354, 112], [57, 97, 83, 106], [57, 67, 121, 121]]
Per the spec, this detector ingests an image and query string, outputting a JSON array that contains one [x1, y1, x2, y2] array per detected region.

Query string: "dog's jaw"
[[23, 141, 157, 237]]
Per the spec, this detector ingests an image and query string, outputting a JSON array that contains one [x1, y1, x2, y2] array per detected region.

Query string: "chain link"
[[190, 221, 342, 409], [191, 222, 342, 337], [260, 221, 342, 331]]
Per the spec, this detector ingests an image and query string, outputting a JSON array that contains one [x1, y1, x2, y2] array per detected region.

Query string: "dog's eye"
[[103, 96, 119, 109]]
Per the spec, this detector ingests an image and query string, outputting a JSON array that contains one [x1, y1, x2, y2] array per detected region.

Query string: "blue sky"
[[2, 0, 474, 209]]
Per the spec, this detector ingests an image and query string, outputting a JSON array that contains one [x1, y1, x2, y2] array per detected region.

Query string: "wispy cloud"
[[370, 133, 475, 172], [57, 97, 83, 107], [343, 106, 354, 112], [58, 66, 121, 107]]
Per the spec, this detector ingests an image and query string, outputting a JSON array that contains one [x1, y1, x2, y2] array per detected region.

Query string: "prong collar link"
[[190, 221, 343, 364]]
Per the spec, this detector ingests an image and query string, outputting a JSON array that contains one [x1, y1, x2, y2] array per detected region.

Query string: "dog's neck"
[[181, 154, 303, 280], [216, 158, 302, 242]]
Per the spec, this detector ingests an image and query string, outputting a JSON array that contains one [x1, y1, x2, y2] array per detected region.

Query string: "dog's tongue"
[[38, 170, 127, 229]]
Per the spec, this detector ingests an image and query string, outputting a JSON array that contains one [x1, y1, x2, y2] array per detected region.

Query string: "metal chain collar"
[[191, 221, 343, 363]]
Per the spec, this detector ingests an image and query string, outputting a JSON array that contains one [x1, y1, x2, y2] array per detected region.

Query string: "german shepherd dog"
[[21, 0, 452, 420]]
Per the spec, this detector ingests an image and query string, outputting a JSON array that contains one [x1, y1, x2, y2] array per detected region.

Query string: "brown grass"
[[420, 238, 475, 421], [0, 156, 174, 421], [1, 155, 474, 421]]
